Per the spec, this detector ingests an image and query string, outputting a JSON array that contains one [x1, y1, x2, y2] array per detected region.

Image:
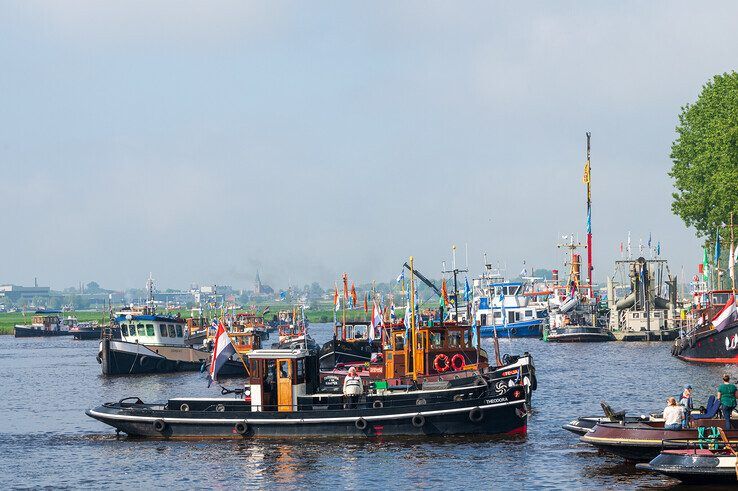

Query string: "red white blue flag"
[[370, 301, 382, 340], [712, 295, 737, 332], [208, 321, 236, 386]]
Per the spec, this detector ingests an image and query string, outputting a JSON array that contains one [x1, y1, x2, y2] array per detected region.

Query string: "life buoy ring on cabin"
[[372, 400, 384, 409], [450, 354, 465, 371], [433, 354, 451, 373]]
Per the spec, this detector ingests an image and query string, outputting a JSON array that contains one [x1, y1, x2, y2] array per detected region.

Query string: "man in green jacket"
[[717, 374, 737, 430]]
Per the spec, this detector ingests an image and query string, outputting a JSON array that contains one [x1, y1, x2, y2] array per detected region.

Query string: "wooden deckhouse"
[[230, 312, 269, 355]]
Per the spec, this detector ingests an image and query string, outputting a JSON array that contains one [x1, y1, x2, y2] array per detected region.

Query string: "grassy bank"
[[0, 311, 109, 335]]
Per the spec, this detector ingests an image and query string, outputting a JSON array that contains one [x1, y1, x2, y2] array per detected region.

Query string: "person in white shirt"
[[343, 366, 363, 409], [663, 397, 685, 430]]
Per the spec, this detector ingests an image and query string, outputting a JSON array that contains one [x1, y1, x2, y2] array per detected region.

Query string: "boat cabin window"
[[493, 312, 502, 319], [480, 314, 487, 325], [121, 324, 128, 336], [448, 331, 461, 348], [633, 313, 640, 319], [429, 331, 444, 348], [525, 310, 533, 318], [712, 293, 729, 305], [137, 323, 145, 336], [296, 358, 305, 383], [279, 360, 290, 378], [160, 324, 168, 337], [466, 329, 473, 347], [393, 332, 405, 350], [416, 333, 424, 350], [168, 325, 176, 337], [653, 312, 661, 318], [146, 324, 155, 336], [176, 325, 183, 337]]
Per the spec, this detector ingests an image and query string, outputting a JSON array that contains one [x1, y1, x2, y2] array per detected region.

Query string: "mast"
[[442, 245, 468, 322], [342, 273, 348, 340], [584, 132, 593, 296], [409, 256, 417, 381]]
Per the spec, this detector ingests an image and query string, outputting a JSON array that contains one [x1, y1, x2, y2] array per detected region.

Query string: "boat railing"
[[661, 436, 738, 454]]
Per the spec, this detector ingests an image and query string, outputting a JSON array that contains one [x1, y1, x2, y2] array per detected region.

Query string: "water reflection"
[[1, 327, 735, 488]]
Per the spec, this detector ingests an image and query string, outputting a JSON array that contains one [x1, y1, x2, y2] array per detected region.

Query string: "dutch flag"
[[208, 322, 237, 387], [712, 295, 737, 332]]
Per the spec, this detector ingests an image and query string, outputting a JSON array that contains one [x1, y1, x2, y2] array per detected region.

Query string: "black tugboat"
[[86, 347, 529, 438], [14, 312, 74, 337], [319, 320, 379, 370], [672, 290, 738, 363]]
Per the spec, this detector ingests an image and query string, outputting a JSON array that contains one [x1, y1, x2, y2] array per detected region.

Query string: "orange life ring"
[[433, 354, 450, 373], [450, 354, 465, 371]]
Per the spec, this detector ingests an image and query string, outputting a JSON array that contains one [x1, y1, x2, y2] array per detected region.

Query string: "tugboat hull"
[[480, 320, 543, 338], [673, 322, 738, 363], [14, 326, 72, 337], [86, 385, 529, 438], [99, 338, 245, 377], [319, 338, 380, 370]]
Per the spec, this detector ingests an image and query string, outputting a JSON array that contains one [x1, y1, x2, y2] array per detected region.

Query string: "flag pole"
[[585, 132, 593, 296], [728, 211, 735, 295], [409, 256, 417, 381], [342, 273, 348, 339]]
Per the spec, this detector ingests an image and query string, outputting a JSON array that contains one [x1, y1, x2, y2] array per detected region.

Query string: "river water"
[[1, 323, 736, 489]]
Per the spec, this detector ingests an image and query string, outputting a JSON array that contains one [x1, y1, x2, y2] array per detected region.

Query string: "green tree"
[[670, 72, 738, 239]]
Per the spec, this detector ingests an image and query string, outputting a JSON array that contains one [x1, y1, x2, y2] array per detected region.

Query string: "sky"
[[1, 1, 736, 291]]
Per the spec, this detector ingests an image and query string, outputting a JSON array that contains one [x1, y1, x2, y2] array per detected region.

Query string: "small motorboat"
[[86, 347, 530, 438], [636, 437, 738, 484], [581, 420, 738, 461], [562, 401, 653, 436]]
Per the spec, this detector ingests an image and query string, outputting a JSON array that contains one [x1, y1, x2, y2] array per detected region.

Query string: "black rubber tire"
[[530, 372, 538, 391], [355, 418, 368, 430], [155, 359, 166, 371], [153, 419, 167, 432], [180, 403, 190, 412], [469, 407, 484, 423], [372, 400, 384, 409], [96, 353, 102, 364], [139, 356, 154, 369], [235, 422, 249, 435], [411, 414, 425, 428]]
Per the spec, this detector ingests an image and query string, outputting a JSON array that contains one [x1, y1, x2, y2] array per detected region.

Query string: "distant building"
[[253, 271, 274, 296], [0, 284, 51, 302]]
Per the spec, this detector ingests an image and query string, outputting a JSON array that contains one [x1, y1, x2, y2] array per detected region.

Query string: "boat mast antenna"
[[442, 245, 468, 322], [584, 132, 593, 295]]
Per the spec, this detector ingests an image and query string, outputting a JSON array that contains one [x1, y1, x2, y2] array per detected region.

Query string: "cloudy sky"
[[1, 1, 735, 290]]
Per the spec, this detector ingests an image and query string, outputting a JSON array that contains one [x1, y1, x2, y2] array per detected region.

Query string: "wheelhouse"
[[248, 349, 319, 412], [117, 315, 188, 346], [333, 321, 372, 342], [382, 321, 485, 379]]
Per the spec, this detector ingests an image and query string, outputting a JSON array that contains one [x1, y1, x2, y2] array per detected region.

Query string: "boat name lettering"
[[501, 369, 518, 377], [485, 397, 507, 404]]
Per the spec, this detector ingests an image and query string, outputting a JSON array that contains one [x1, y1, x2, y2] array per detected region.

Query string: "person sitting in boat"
[[716, 374, 737, 430], [662, 397, 685, 430], [343, 366, 363, 409], [679, 385, 693, 429]]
